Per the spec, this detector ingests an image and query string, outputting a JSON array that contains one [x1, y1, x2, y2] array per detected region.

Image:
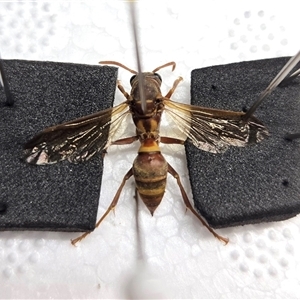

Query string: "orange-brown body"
[[129, 72, 168, 214]]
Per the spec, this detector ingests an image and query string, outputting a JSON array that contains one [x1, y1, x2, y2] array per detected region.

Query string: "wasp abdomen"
[[133, 142, 168, 215]]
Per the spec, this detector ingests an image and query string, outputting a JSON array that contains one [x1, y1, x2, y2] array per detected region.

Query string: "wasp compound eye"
[[154, 73, 162, 82], [130, 74, 137, 85]]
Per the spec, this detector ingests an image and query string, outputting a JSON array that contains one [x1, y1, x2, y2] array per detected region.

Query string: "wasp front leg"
[[165, 76, 183, 98], [117, 80, 131, 101]]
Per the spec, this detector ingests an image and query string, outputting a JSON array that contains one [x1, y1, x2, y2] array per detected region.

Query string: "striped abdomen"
[[132, 139, 168, 215]]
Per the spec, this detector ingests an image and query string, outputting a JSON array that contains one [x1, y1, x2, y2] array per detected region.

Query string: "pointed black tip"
[[284, 133, 300, 141]]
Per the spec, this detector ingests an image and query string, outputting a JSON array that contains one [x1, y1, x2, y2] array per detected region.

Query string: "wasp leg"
[[160, 136, 185, 145], [117, 80, 131, 100], [71, 168, 133, 246], [111, 136, 139, 145], [103, 136, 138, 158], [164, 76, 183, 99], [167, 163, 229, 245]]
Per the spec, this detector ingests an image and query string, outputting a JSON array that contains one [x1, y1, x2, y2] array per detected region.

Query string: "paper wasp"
[[21, 0, 300, 244], [22, 49, 300, 245]]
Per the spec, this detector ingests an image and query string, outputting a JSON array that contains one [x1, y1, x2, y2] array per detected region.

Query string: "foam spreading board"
[[0, 59, 117, 231], [187, 57, 300, 228]]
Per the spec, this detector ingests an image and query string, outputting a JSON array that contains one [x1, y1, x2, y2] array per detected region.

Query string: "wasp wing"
[[164, 99, 268, 153], [24, 102, 130, 164]]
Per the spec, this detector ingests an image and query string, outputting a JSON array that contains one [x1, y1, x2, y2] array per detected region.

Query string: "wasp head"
[[129, 72, 164, 117]]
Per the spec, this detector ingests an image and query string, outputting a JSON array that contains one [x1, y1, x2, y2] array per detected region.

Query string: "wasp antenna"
[[0, 55, 14, 106], [243, 50, 300, 122], [284, 132, 300, 141], [99, 61, 138, 74], [128, 1, 146, 113], [152, 61, 176, 73]]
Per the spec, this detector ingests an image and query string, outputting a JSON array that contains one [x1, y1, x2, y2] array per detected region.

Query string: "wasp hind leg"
[[71, 168, 133, 245], [167, 163, 229, 245]]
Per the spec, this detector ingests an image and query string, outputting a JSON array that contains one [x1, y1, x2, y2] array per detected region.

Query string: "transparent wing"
[[24, 102, 130, 164], [164, 99, 269, 153]]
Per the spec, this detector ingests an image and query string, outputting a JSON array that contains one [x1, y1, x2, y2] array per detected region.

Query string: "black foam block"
[[187, 57, 300, 228], [0, 60, 117, 231]]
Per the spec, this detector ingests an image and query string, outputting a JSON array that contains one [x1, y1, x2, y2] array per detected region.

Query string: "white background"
[[0, 0, 299, 298]]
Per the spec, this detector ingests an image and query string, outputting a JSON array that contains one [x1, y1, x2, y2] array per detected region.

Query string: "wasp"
[[23, 0, 300, 244], [24, 51, 300, 246]]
